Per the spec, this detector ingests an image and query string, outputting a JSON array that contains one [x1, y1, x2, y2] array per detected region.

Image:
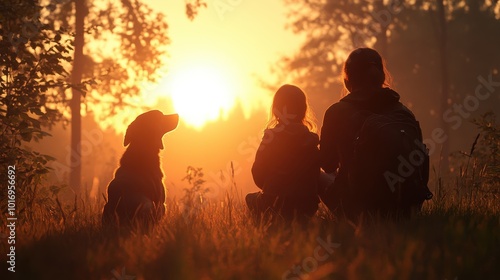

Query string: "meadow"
[[1, 164, 499, 280], [2, 1, 499, 279]]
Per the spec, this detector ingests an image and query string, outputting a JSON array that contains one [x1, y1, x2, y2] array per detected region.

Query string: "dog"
[[102, 110, 178, 229]]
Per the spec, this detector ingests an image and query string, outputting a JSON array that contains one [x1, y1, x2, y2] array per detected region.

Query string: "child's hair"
[[267, 84, 317, 132], [342, 47, 392, 92]]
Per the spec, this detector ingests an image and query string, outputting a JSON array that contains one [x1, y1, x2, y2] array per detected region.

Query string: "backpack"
[[344, 101, 433, 215]]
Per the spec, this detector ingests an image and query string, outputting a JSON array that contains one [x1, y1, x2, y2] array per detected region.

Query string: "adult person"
[[319, 48, 432, 220]]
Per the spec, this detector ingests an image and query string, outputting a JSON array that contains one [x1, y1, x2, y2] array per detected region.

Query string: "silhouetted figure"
[[102, 110, 178, 231], [246, 84, 320, 223], [319, 48, 432, 221]]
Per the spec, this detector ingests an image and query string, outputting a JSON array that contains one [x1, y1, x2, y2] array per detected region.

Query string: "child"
[[246, 84, 320, 222]]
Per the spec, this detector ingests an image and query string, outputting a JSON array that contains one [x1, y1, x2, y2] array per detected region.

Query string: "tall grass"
[[3, 119, 500, 280], [1, 164, 498, 280]]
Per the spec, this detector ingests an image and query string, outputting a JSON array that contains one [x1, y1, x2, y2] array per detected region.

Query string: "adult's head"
[[268, 84, 316, 131], [343, 48, 391, 92]]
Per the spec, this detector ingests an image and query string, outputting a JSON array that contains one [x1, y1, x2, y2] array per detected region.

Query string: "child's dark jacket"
[[252, 123, 320, 203]]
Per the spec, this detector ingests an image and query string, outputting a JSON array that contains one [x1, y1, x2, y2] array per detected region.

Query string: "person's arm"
[[319, 107, 340, 173], [251, 130, 273, 190]]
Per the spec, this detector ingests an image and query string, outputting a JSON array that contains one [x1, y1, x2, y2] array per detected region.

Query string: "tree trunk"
[[437, 0, 450, 175], [70, 0, 85, 191]]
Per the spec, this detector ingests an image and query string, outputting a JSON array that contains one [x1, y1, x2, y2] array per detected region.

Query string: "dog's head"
[[124, 110, 179, 150]]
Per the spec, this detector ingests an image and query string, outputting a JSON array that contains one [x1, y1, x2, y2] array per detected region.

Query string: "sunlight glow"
[[168, 63, 237, 129]]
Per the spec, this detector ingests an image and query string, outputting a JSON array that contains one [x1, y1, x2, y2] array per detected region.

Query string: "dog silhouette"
[[102, 110, 178, 230]]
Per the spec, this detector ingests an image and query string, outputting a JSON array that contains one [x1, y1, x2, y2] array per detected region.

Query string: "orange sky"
[[97, 1, 307, 198], [143, 0, 304, 129], [37, 1, 500, 199]]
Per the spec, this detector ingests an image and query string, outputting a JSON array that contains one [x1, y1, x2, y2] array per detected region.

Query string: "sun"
[[168, 63, 237, 129]]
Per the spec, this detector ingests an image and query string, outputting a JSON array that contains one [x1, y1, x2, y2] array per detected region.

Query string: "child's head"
[[342, 48, 391, 92], [268, 84, 316, 131]]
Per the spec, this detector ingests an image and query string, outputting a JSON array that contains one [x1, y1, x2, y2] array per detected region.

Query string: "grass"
[[1, 177, 499, 280]]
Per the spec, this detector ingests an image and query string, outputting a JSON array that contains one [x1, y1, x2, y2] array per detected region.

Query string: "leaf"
[[35, 168, 49, 174], [21, 132, 33, 142]]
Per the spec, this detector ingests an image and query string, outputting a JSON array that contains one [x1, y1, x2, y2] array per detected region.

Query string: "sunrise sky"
[[81, 0, 309, 197], [141, 0, 304, 130]]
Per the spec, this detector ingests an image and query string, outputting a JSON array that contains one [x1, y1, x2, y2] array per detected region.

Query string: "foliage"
[[41, 0, 206, 189], [472, 112, 500, 186], [0, 0, 79, 212], [44, 0, 205, 118], [280, 0, 500, 178], [387, 0, 500, 116], [1, 157, 499, 279], [281, 0, 402, 94], [440, 113, 499, 208], [281, 0, 500, 97], [181, 166, 209, 220], [185, 0, 208, 21]]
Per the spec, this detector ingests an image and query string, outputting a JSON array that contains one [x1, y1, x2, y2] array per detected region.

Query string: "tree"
[[0, 0, 80, 211], [391, 0, 500, 174], [43, 0, 206, 191], [281, 0, 405, 96], [282, 0, 500, 174], [70, 0, 85, 193]]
